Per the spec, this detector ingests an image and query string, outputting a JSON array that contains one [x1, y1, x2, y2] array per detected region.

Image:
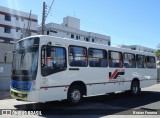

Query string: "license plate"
[[18, 93, 22, 97]]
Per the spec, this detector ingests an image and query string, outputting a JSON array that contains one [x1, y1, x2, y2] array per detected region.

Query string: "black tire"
[[108, 92, 115, 95], [67, 85, 83, 105], [130, 80, 141, 95], [16, 99, 24, 101]]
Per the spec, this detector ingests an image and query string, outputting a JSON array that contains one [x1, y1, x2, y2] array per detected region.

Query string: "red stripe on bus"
[[109, 69, 118, 80]]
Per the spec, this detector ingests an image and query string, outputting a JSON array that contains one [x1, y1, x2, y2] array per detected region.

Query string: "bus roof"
[[18, 35, 156, 56]]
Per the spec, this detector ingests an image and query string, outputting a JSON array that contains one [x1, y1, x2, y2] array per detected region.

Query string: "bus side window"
[[136, 55, 145, 68], [89, 48, 107, 67], [69, 46, 87, 67], [109, 51, 123, 68], [41, 45, 67, 76], [123, 53, 136, 68], [146, 56, 156, 68]]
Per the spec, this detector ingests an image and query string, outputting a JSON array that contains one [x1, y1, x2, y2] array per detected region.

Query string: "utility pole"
[[42, 2, 46, 35], [26, 10, 32, 37], [41, 0, 54, 35]]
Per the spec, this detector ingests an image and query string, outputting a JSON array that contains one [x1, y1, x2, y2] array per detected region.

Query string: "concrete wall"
[[0, 43, 14, 90], [0, 43, 14, 63], [63, 16, 80, 30], [0, 63, 12, 90], [38, 17, 111, 46]]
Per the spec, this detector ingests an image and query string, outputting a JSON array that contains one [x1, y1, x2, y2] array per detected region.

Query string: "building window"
[[76, 36, 79, 40], [92, 39, 95, 42], [71, 34, 74, 38], [131, 47, 136, 50], [16, 17, 19, 20], [86, 38, 89, 42], [5, 15, 11, 21], [4, 40, 10, 43], [16, 28, 18, 32], [69, 46, 87, 67], [47, 31, 50, 35], [89, 48, 107, 67], [21, 18, 24, 22], [108, 41, 111, 46], [50, 30, 57, 33], [4, 28, 11, 33]]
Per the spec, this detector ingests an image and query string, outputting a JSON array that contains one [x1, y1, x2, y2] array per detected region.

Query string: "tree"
[[155, 50, 160, 60]]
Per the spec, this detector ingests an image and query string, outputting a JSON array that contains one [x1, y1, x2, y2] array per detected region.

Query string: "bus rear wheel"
[[67, 85, 83, 105], [131, 80, 141, 95]]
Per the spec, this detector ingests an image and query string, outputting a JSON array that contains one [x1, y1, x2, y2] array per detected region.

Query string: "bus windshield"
[[12, 37, 39, 80]]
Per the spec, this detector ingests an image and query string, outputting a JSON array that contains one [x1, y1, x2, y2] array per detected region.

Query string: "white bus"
[[10, 35, 157, 105]]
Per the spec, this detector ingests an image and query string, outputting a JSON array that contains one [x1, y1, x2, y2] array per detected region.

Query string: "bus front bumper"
[[10, 88, 40, 102], [10, 88, 28, 101]]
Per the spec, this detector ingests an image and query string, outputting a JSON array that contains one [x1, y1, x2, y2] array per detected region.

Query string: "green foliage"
[[155, 50, 160, 60]]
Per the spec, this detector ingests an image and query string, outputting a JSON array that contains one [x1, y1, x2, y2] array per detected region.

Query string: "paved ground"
[[0, 90, 11, 100], [0, 84, 160, 118]]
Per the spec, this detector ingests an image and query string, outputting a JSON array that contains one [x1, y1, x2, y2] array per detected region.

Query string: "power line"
[[45, 0, 55, 21]]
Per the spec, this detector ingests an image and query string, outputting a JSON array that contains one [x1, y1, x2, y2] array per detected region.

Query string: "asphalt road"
[[0, 84, 160, 118]]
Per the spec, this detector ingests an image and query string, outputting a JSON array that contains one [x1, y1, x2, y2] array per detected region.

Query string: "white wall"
[[41, 22, 110, 45], [62, 16, 80, 30], [0, 6, 38, 42]]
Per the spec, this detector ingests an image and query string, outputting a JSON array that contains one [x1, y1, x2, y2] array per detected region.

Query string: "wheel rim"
[[71, 89, 81, 103], [132, 84, 138, 94]]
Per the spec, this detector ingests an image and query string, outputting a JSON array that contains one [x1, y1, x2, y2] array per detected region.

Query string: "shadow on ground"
[[14, 91, 160, 116]]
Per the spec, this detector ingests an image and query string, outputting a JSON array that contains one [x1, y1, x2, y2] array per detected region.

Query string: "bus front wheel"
[[67, 85, 83, 105]]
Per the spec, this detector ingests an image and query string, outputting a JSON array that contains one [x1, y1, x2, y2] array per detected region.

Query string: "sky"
[[1, 0, 160, 49]]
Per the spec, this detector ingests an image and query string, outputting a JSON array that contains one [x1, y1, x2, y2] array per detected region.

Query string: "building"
[[0, 6, 38, 43], [117, 44, 156, 53], [0, 6, 38, 90], [38, 16, 111, 45]]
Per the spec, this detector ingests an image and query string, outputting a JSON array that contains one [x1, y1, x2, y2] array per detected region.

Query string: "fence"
[[0, 63, 12, 90]]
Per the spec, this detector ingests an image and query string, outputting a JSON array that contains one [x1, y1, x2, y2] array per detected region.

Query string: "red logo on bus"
[[109, 69, 125, 80]]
